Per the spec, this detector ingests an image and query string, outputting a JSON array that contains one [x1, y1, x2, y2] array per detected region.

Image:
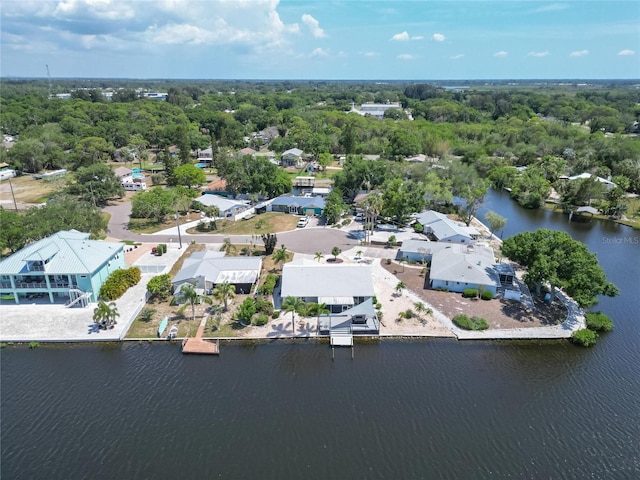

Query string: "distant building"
[[269, 194, 325, 216], [351, 102, 402, 119], [281, 148, 304, 167]]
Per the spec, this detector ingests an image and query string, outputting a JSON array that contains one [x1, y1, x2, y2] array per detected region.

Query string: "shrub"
[[403, 309, 415, 319], [252, 314, 269, 326], [413, 222, 424, 233], [100, 267, 141, 300], [272, 310, 280, 319], [463, 289, 478, 298], [150, 172, 165, 185], [29, 341, 40, 349], [386, 258, 392, 265], [480, 291, 493, 301], [236, 298, 256, 324], [260, 273, 278, 295], [372, 296, 377, 305], [139, 308, 156, 322], [586, 312, 613, 332], [572, 328, 598, 347], [453, 314, 489, 330], [255, 299, 274, 315], [147, 274, 171, 300]]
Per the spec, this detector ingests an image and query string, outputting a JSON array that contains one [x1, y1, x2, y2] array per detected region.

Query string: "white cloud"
[[391, 31, 410, 41], [411, 35, 424, 41], [532, 3, 568, 13], [311, 47, 328, 57], [360, 51, 379, 57], [528, 51, 550, 57], [493, 51, 508, 57], [450, 54, 464, 60], [397, 54, 414, 60], [618, 49, 635, 56], [432, 33, 445, 42], [301, 13, 325, 38], [570, 50, 589, 57]]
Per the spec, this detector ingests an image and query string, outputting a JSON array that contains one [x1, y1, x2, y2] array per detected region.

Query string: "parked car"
[[354, 213, 364, 221], [297, 217, 309, 228]]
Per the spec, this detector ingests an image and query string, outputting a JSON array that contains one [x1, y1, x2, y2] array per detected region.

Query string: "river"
[[2, 189, 639, 479]]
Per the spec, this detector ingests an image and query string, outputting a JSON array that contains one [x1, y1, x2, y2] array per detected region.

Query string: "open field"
[[186, 212, 299, 235], [0, 175, 64, 206]]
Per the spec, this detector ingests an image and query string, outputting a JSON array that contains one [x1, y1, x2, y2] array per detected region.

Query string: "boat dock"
[[330, 326, 354, 359], [181, 315, 219, 355]]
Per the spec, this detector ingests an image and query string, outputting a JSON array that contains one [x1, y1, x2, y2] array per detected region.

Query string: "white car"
[[297, 217, 309, 228], [354, 213, 364, 221]]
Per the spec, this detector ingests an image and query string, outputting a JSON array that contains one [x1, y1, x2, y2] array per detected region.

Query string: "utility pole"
[[8, 176, 18, 211]]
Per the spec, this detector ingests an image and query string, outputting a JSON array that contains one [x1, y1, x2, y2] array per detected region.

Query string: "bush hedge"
[[452, 314, 489, 331], [572, 328, 598, 347], [585, 312, 613, 332], [252, 314, 269, 326], [462, 289, 478, 298], [260, 273, 278, 295], [99, 267, 141, 300], [480, 291, 493, 300], [255, 299, 274, 316]]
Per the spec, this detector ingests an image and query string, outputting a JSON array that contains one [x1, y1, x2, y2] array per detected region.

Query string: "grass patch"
[[128, 212, 202, 234], [186, 212, 298, 235], [585, 312, 614, 332], [452, 314, 489, 331]]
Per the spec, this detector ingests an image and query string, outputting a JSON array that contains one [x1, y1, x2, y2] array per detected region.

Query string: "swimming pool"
[[195, 163, 208, 168]]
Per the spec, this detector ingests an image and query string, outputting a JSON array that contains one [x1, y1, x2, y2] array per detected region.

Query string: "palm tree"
[[212, 281, 236, 311], [282, 296, 305, 334], [414, 301, 426, 323], [177, 283, 213, 323], [314, 251, 324, 262], [221, 237, 236, 255], [314, 302, 330, 332], [364, 192, 383, 244], [272, 244, 291, 269], [93, 301, 119, 330], [395, 281, 406, 296]]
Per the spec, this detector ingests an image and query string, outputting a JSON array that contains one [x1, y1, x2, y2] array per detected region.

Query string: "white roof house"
[[566, 172, 617, 189], [281, 260, 375, 311]]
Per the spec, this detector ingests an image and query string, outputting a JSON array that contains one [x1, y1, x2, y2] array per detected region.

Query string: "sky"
[[1, 0, 639, 80]]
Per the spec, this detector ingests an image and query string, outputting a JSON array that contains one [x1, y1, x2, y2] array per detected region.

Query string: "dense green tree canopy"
[[502, 229, 618, 307]]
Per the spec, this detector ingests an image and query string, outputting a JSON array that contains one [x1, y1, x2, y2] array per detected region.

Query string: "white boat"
[[167, 324, 179, 340]]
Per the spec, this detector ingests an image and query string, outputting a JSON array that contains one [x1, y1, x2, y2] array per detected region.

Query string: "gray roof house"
[[415, 210, 479, 244], [196, 194, 251, 219], [172, 250, 262, 296], [429, 244, 500, 294], [281, 148, 304, 167]]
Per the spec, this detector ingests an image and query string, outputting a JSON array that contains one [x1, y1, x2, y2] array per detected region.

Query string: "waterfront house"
[[0, 230, 125, 306], [428, 243, 500, 295], [280, 259, 379, 333], [269, 194, 325, 216], [281, 148, 304, 167], [172, 250, 262, 296]]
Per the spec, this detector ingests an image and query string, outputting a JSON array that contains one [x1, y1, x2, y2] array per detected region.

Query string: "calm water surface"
[[2, 190, 639, 479]]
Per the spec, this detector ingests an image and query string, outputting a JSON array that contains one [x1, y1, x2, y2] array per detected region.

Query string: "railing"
[[16, 282, 48, 289]]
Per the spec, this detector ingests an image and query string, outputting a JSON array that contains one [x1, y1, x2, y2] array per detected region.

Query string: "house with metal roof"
[[281, 259, 375, 313], [196, 193, 251, 219], [269, 194, 325, 216], [281, 148, 304, 167], [415, 210, 479, 244], [280, 259, 379, 333], [0, 230, 125, 306], [172, 250, 262, 296]]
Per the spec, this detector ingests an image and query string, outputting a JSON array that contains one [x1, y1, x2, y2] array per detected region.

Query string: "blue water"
[[195, 163, 208, 168]]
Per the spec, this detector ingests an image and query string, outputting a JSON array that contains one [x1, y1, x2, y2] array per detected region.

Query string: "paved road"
[[104, 201, 360, 254]]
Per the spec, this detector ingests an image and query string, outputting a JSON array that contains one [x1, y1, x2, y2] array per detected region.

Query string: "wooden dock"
[[181, 315, 219, 355]]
